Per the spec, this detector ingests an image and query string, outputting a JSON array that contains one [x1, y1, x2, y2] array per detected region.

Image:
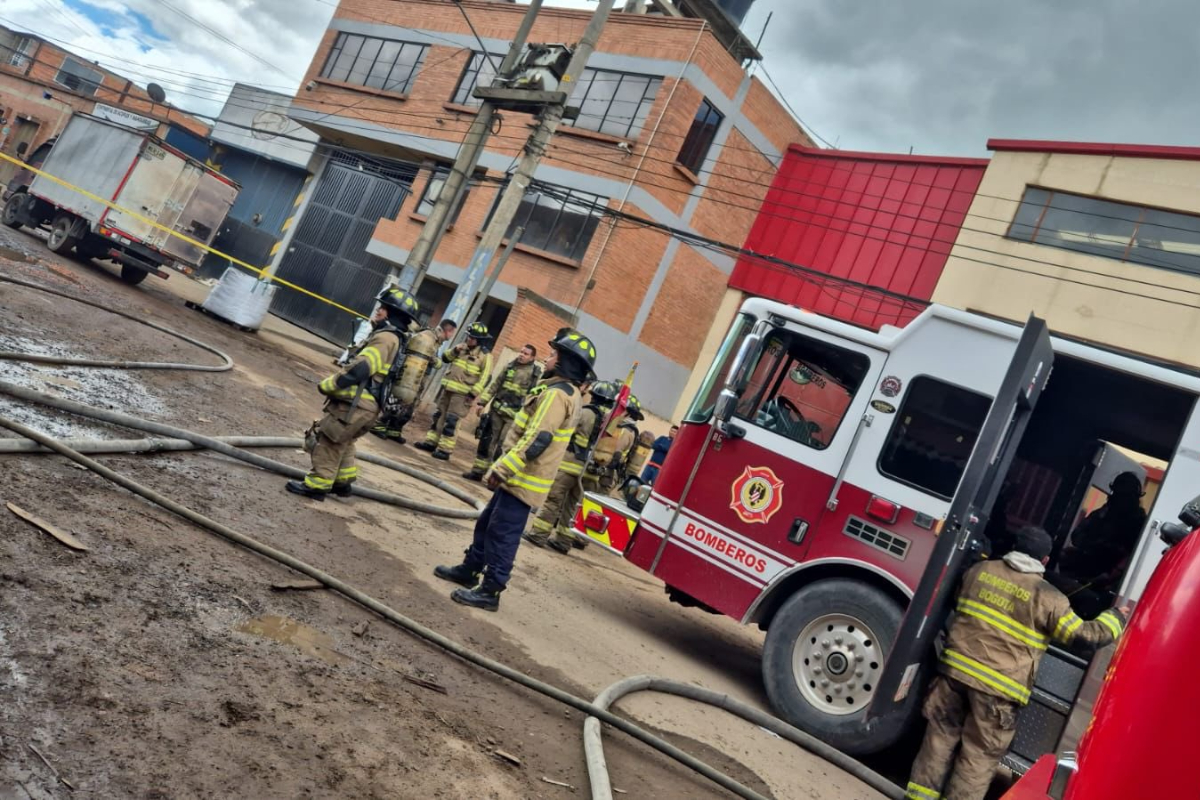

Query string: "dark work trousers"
[[464, 489, 532, 589]]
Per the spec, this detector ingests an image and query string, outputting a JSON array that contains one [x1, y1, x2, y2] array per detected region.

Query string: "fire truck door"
[[868, 315, 1054, 724], [644, 320, 885, 619]]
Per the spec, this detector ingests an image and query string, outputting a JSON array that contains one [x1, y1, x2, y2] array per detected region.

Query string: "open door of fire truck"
[[867, 315, 1055, 725]]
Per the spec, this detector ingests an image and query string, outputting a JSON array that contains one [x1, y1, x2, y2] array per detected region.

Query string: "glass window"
[[733, 329, 871, 449], [1007, 186, 1200, 277], [686, 314, 754, 423], [878, 376, 992, 499], [452, 51, 500, 106], [676, 99, 723, 174], [55, 57, 102, 97], [568, 68, 661, 140], [488, 181, 607, 263], [415, 166, 469, 223], [320, 33, 427, 94]]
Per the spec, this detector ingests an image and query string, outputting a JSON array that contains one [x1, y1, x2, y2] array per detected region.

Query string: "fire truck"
[[581, 296, 1200, 768]]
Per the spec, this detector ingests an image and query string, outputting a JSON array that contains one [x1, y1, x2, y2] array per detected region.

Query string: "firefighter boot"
[[432, 450, 451, 461], [547, 537, 572, 555], [414, 441, 437, 452], [433, 562, 481, 588], [330, 482, 354, 498], [451, 579, 503, 612], [462, 469, 485, 482], [285, 480, 327, 502]]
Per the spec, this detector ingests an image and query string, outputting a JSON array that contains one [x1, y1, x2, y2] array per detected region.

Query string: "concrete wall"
[[210, 84, 318, 170], [933, 149, 1200, 369]]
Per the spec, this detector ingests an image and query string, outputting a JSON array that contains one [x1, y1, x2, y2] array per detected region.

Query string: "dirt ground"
[[0, 225, 891, 800]]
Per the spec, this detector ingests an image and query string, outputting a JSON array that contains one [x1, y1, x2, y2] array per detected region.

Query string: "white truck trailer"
[[1, 113, 238, 285]]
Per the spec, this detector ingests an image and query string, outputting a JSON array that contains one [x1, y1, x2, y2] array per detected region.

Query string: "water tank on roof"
[[714, 0, 755, 26]]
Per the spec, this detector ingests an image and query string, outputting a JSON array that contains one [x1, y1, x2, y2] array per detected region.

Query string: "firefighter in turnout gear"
[[286, 288, 418, 500], [415, 322, 493, 461], [522, 380, 615, 553], [464, 343, 542, 481], [370, 319, 457, 444], [905, 526, 1127, 800], [604, 395, 643, 495], [433, 330, 597, 611]]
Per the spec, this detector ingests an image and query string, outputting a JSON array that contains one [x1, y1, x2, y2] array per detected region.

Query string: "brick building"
[[0, 24, 209, 186], [273, 0, 807, 417]]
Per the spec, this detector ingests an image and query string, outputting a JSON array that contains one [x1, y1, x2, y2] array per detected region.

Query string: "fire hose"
[[0, 274, 903, 799]]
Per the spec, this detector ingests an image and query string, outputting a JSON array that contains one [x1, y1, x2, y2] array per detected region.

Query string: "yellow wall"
[[932, 151, 1200, 368], [670, 287, 746, 423]]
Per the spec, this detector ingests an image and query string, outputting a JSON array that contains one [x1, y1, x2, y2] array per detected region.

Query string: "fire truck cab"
[[623, 297, 1200, 763]]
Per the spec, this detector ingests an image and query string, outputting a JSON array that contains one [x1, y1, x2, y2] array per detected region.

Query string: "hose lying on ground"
[[0, 380, 480, 518], [584, 676, 904, 800], [0, 274, 234, 372], [0, 413, 809, 800]]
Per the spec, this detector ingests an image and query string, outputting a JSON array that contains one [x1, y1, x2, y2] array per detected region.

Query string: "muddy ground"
[[0, 225, 890, 799]]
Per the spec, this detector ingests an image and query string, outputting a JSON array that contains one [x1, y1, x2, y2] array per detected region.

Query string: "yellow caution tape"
[[0, 150, 368, 320]]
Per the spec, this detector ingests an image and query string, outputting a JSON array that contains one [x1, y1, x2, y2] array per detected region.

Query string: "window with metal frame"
[[878, 375, 992, 499], [452, 51, 500, 106], [55, 57, 102, 97], [733, 329, 871, 450], [676, 98, 723, 174], [3, 35, 35, 69], [415, 166, 470, 223], [1008, 186, 1200, 277], [567, 68, 662, 140], [320, 33, 428, 95], [485, 181, 607, 263]]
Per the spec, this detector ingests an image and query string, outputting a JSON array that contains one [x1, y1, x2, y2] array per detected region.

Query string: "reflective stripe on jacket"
[[479, 360, 540, 416], [558, 406, 599, 476], [317, 328, 401, 410], [487, 379, 581, 508], [440, 343, 492, 397], [940, 554, 1125, 704]]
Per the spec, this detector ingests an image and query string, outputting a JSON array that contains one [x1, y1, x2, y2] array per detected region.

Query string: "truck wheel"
[[2, 194, 24, 229], [119, 264, 149, 285], [762, 578, 918, 756], [46, 214, 79, 254]]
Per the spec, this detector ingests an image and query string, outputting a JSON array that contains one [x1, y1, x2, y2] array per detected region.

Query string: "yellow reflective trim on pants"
[[904, 782, 940, 799], [558, 461, 584, 476], [957, 600, 1047, 649], [531, 518, 553, 533], [472, 458, 490, 471], [304, 474, 333, 490], [1096, 611, 1123, 639], [941, 649, 1031, 704], [1054, 612, 1085, 642], [336, 467, 357, 479]]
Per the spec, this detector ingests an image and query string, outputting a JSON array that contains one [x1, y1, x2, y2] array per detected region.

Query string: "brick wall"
[[493, 288, 575, 360], [639, 243, 728, 366]]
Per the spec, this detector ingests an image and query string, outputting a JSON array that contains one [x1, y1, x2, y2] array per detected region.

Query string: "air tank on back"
[[714, 0, 755, 27]]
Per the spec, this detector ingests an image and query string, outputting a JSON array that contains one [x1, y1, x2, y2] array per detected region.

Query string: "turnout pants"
[[423, 391, 471, 453], [471, 410, 517, 474], [906, 676, 1019, 800], [529, 470, 582, 545], [464, 489, 533, 589], [305, 401, 379, 492]]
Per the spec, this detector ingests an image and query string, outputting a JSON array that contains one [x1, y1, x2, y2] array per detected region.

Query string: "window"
[[568, 68, 661, 139], [734, 329, 871, 449], [878, 376, 991, 499], [320, 33, 428, 95], [1009, 186, 1200, 277], [415, 166, 469, 223], [686, 314, 754, 423], [3, 35, 35, 69], [676, 98, 723, 175], [452, 51, 500, 106], [54, 57, 102, 97], [489, 181, 607, 263]]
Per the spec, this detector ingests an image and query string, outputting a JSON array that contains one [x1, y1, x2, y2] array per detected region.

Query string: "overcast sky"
[[3, 0, 1197, 157]]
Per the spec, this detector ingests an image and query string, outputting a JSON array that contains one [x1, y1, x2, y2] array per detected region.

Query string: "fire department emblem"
[[880, 375, 903, 397], [730, 466, 785, 525]]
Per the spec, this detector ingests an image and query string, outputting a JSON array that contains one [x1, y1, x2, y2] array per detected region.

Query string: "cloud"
[[747, 0, 1200, 156]]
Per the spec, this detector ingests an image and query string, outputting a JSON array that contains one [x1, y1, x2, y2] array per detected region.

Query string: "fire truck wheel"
[[762, 578, 917, 756]]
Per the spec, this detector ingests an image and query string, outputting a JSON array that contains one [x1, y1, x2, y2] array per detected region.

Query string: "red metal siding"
[[731, 146, 987, 330]]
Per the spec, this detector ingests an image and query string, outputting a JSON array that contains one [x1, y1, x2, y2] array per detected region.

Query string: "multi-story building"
[[275, 0, 807, 417], [0, 24, 209, 186]]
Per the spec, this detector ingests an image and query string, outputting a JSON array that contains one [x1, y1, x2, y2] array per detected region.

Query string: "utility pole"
[[442, 0, 617, 346], [395, 0, 545, 293]]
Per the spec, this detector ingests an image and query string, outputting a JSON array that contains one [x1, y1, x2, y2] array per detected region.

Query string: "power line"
[[757, 62, 835, 150]]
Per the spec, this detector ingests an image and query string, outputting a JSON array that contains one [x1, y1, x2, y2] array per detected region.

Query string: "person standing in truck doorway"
[[905, 526, 1128, 800], [641, 425, 677, 485]]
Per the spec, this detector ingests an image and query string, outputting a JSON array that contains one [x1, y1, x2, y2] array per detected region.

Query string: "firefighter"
[[905, 526, 1127, 800], [370, 319, 457, 444], [433, 329, 597, 611], [603, 394, 642, 495], [415, 322, 493, 461], [625, 428, 655, 487], [464, 343, 542, 481], [522, 380, 616, 554], [286, 288, 418, 500]]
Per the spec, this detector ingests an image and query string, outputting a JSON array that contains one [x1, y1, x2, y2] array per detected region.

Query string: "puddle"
[[234, 615, 347, 665], [0, 244, 34, 263]]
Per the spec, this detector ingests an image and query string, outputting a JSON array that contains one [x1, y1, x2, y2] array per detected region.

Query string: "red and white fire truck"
[[576, 296, 1200, 769]]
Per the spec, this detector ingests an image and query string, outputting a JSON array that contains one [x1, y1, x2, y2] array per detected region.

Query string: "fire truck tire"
[[762, 578, 917, 756]]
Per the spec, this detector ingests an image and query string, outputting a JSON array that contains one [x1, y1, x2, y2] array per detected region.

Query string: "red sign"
[[729, 466, 785, 524]]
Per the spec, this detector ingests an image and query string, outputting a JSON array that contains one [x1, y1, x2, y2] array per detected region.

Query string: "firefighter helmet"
[[626, 394, 644, 421], [466, 322, 491, 341], [377, 286, 420, 326], [549, 329, 598, 381], [589, 380, 618, 404]]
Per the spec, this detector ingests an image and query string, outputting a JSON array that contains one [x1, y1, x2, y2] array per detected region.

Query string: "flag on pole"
[[602, 362, 638, 436]]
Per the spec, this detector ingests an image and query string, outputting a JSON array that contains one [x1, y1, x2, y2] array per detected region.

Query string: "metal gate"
[[270, 153, 415, 343]]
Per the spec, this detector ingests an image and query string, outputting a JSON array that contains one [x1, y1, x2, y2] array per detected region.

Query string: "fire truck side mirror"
[[728, 332, 762, 395], [714, 388, 738, 423]]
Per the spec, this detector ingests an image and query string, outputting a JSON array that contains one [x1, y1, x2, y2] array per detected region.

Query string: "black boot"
[[285, 480, 326, 502], [547, 537, 572, 555], [451, 580, 502, 612], [414, 440, 437, 452], [432, 450, 451, 461], [330, 482, 354, 498], [522, 531, 548, 548], [433, 563, 481, 588], [462, 469, 485, 482]]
